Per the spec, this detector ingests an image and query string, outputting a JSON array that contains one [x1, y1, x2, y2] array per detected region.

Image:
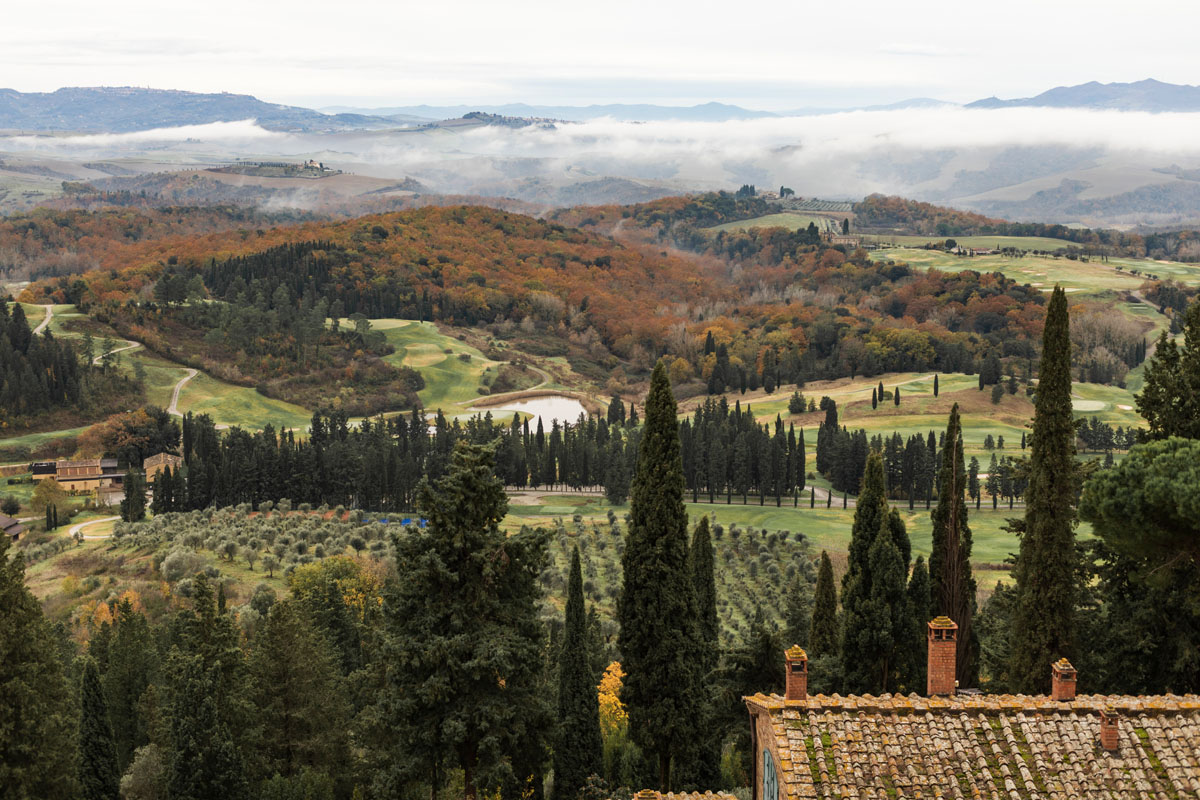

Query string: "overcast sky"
[[4, 0, 1198, 109]]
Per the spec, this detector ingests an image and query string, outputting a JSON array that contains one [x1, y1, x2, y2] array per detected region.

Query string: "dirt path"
[[93, 340, 140, 365], [68, 515, 120, 540], [167, 368, 199, 417], [32, 304, 52, 335]]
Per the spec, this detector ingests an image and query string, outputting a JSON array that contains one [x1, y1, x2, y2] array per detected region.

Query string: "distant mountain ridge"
[[0, 87, 400, 132], [966, 79, 1200, 112], [322, 101, 778, 122]]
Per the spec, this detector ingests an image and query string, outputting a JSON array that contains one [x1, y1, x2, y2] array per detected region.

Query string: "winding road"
[[32, 304, 52, 335], [68, 515, 120, 540], [167, 368, 199, 417]]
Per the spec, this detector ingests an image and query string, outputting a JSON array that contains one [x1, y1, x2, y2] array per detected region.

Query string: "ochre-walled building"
[[31, 458, 123, 494], [746, 619, 1200, 798]]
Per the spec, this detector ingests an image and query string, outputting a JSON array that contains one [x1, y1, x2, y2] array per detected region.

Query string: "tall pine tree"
[[928, 404, 978, 685], [679, 516, 722, 790], [0, 524, 77, 799], [381, 441, 551, 800], [1010, 286, 1078, 693], [78, 656, 120, 800], [553, 547, 602, 800], [903, 556, 931, 691], [618, 360, 699, 791]]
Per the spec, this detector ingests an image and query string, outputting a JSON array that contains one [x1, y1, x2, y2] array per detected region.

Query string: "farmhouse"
[[144, 452, 183, 480], [32, 457, 123, 494], [1, 513, 25, 541], [745, 618, 1200, 798]]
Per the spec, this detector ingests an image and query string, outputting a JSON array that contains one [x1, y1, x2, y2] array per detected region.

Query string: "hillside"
[[967, 79, 1200, 112], [0, 86, 398, 132]]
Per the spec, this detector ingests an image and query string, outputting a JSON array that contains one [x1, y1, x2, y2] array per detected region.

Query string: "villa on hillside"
[[744, 618, 1200, 798], [144, 452, 183, 481]]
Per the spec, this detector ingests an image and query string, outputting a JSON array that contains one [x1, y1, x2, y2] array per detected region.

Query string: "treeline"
[[678, 397, 806, 504], [152, 403, 643, 513], [0, 299, 139, 428]]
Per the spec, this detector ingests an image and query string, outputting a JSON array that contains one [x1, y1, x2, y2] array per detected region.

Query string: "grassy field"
[[686, 370, 1142, 468], [873, 247, 1200, 300], [172, 370, 311, 430], [364, 319, 509, 411], [504, 492, 1065, 595], [867, 234, 1082, 251], [705, 212, 840, 234]]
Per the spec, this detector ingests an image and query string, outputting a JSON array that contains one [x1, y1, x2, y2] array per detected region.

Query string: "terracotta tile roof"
[[746, 692, 1200, 798], [635, 792, 739, 800]]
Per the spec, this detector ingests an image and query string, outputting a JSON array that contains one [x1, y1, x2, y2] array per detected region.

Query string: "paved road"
[[32, 304, 52, 335], [167, 368, 199, 416], [68, 515, 120, 540]]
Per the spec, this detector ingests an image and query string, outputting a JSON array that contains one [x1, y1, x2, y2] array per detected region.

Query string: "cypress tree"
[[680, 517, 722, 789], [120, 469, 145, 523], [841, 453, 906, 693], [894, 386, 900, 406], [553, 548, 602, 800], [103, 600, 158, 772], [618, 360, 699, 791], [933, 374, 939, 397], [810, 551, 838, 656], [784, 571, 813, 650], [78, 657, 120, 800], [871, 387, 878, 410], [0, 523, 77, 799], [167, 660, 248, 800], [928, 404, 977, 685], [903, 557, 931, 690], [1010, 286, 1078, 694]]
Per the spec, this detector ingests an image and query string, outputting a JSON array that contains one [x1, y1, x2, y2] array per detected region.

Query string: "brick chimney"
[[1051, 658, 1077, 701], [785, 645, 808, 702], [1100, 706, 1120, 752], [927, 616, 958, 696]]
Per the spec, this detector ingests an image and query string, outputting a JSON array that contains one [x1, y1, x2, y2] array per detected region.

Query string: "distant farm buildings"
[[32, 458, 123, 495], [1, 514, 25, 542], [144, 452, 183, 481]]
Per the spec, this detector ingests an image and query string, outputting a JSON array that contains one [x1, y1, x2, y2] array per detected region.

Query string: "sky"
[[3, 0, 1198, 110]]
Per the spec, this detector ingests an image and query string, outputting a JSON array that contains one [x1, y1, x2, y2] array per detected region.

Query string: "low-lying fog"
[[6, 107, 1200, 223]]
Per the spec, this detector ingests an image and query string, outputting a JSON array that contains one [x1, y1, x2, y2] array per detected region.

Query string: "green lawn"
[[173, 371, 311, 430], [504, 493, 1074, 593], [705, 212, 840, 234], [867, 235, 1082, 251], [369, 319, 506, 411]]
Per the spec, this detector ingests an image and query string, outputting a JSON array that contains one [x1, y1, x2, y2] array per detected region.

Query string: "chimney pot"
[[784, 645, 808, 702], [1099, 706, 1120, 752], [926, 616, 958, 696], [1051, 658, 1077, 701]]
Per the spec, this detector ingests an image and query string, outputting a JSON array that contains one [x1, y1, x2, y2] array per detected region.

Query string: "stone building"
[[745, 618, 1200, 797]]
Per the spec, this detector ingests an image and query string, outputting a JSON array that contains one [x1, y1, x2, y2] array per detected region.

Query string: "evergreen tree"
[[380, 441, 550, 800], [784, 574, 812, 649], [0, 526, 77, 799], [78, 657, 120, 800], [247, 600, 350, 788], [809, 551, 838, 657], [1136, 299, 1200, 439], [1010, 287, 1078, 694], [933, 374, 939, 397], [120, 469, 146, 523], [167, 659, 249, 800], [680, 516, 721, 789], [103, 600, 158, 772], [553, 548, 602, 800], [617, 361, 699, 791], [841, 453, 907, 693], [894, 386, 900, 406], [871, 387, 878, 410], [928, 404, 977, 685], [903, 557, 931, 690]]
